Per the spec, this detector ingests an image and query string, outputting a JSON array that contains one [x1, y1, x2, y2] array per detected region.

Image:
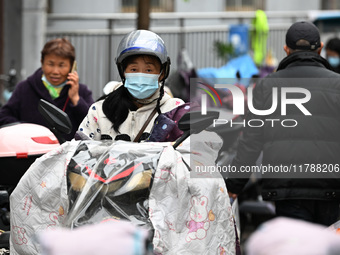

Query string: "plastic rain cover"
[[10, 135, 237, 255], [64, 140, 163, 229]]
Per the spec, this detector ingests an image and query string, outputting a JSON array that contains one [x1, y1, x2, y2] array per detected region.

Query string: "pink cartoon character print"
[[219, 245, 227, 255], [12, 226, 28, 245], [47, 207, 65, 229], [154, 167, 173, 183], [153, 230, 164, 254], [186, 196, 214, 242]]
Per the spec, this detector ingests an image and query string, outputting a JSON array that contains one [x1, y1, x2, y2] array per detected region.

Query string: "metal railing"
[[46, 11, 310, 100]]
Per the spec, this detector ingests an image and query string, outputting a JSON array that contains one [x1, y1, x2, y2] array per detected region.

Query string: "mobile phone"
[[70, 60, 77, 73], [66, 61, 77, 85]]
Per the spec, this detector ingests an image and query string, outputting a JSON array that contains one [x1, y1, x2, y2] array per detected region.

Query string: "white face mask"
[[124, 73, 160, 99]]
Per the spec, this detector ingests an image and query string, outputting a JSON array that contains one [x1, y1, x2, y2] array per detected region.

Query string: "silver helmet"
[[116, 30, 171, 80]]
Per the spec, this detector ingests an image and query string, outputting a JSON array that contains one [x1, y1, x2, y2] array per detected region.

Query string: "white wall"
[[50, 0, 119, 13], [266, 0, 320, 11], [47, 0, 121, 30], [175, 0, 225, 12], [174, 0, 227, 26]]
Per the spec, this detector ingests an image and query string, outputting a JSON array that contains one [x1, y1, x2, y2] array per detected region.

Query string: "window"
[[122, 0, 174, 13], [225, 0, 265, 11]]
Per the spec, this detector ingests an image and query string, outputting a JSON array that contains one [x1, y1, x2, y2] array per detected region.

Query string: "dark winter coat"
[[0, 68, 94, 141], [226, 51, 340, 201]]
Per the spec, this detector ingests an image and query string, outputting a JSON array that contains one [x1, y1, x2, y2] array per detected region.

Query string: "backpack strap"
[[133, 108, 158, 142]]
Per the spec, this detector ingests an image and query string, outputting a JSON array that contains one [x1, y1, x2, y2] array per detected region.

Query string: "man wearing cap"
[[225, 21, 340, 225]]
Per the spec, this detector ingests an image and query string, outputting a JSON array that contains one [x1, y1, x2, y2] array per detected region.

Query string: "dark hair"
[[41, 38, 75, 66], [326, 37, 340, 55], [102, 54, 165, 133], [101, 86, 138, 133]]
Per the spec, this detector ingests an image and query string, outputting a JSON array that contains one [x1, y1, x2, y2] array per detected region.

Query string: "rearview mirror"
[[173, 111, 219, 149], [38, 99, 72, 144]]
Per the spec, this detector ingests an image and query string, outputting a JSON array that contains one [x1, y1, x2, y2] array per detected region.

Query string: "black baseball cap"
[[286, 21, 321, 50]]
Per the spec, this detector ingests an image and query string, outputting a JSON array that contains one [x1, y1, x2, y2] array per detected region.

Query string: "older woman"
[[0, 38, 94, 140]]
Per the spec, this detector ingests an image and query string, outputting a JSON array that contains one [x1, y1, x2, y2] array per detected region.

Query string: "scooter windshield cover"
[[64, 140, 163, 229]]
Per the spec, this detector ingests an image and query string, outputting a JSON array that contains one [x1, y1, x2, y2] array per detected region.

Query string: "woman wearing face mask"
[[325, 37, 340, 74], [78, 30, 184, 141], [0, 38, 94, 141]]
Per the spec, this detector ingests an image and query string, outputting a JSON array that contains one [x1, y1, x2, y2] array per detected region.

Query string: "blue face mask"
[[327, 56, 340, 68], [124, 72, 160, 99]]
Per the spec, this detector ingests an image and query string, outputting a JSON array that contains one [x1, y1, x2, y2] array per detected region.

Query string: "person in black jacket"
[[325, 37, 340, 74], [0, 38, 94, 140], [225, 21, 340, 226]]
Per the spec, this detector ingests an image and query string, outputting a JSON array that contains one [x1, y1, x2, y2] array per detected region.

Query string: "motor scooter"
[[9, 104, 242, 254], [0, 99, 72, 251]]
